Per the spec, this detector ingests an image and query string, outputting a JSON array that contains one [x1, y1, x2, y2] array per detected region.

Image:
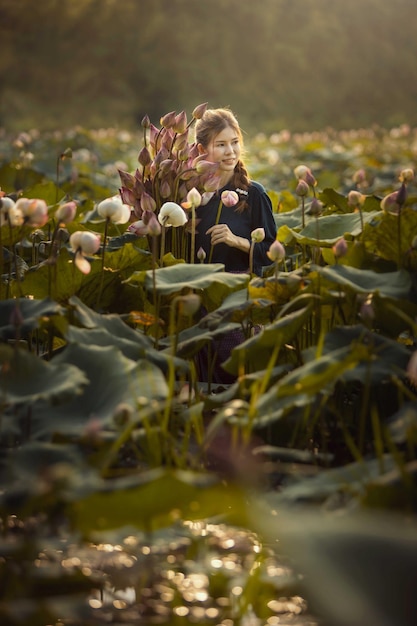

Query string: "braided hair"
[[195, 108, 250, 213]]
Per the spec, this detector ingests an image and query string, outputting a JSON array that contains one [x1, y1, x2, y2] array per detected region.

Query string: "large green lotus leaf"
[[223, 305, 313, 375], [317, 264, 412, 299], [254, 507, 417, 626], [362, 207, 417, 264], [0, 344, 88, 406], [253, 344, 365, 425], [274, 206, 304, 230], [319, 188, 382, 214], [265, 455, 396, 507], [25, 180, 66, 204], [160, 321, 241, 359], [15, 243, 150, 309], [30, 345, 168, 439], [73, 468, 249, 534], [0, 162, 44, 193], [278, 211, 380, 247], [68, 295, 152, 347], [0, 297, 65, 340], [302, 324, 411, 384], [126, 263, 248, 298]]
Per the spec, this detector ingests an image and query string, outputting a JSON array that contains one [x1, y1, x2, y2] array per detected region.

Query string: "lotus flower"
[[158, 202, 187, 227], [70, 231, 101, 274]]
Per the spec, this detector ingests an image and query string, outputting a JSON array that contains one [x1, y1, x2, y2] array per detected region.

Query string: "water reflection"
[[78, 520, 318, 624]]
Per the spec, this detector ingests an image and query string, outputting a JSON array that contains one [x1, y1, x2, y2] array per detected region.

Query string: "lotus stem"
[[208, 199, 223, 263]]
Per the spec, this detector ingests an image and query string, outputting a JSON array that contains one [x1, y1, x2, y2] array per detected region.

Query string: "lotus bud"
[[295, 179, 309, 197], [147, 213, 162, 236], [55, 200, 77, 225], [175, 293, 201, 317], [138, 146, 151, 167], [267, 240, 286, 262], [173, 111, 187, 134], [352, 168, 368, 188], [407, 350, 417, 386], [308, 197, 323, 216], [178, 145, 191, 161], [359, 295, 375, 324], [221, 190, 239, 207], [201, 191, 215, 205], [197, 246, 206, 262], [70, 230, 101, 274], [140, 191, 157, 213], [118, 169, 136, 189], [0, 196, 16, 226], [347, 190, 365, 208], [332, 237, 348, 258], [158, 201, 188, 227], [399, 168, 414, 183], [192, 102, 208, 119], [128, 220, 147, 236], [160, 179, 172, 199], [294, 165, 316, 187], [16, 198, 49, 228], [381, 191, 401, 214], [396, 182, 407, 207], [174, 131, 188, 152], [195, 160, 219, 175], [251, 227, 265, 243], [158, 159, 174, 176], [182, 187, 202, 210], [149, 123, 159, 148], [160, 111, 176, 128], [141, 114, 151, 129], [203, 174, 222, 192], [97, 195, 131, 224]]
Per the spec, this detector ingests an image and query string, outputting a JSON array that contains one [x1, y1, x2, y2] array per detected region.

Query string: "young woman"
[[194, 107, 277, 276], [193, 108, 278, 384]]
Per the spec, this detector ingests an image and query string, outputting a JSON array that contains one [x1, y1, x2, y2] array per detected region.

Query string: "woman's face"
[[199, 125, 241, 183]]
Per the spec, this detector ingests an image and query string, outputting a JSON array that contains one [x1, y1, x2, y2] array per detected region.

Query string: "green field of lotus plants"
[[1, 111, 417, 626]]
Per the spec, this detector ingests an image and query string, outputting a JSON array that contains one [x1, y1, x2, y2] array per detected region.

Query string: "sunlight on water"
[[79, 520, 318, 624]]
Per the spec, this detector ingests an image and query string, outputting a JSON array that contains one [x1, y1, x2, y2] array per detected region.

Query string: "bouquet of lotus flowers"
[[118, 103, 220, 263]]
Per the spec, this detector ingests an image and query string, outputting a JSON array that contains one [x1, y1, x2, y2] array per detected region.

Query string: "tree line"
[[1, 0, 417, 133]]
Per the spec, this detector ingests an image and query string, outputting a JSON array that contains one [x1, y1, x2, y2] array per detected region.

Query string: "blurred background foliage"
[[1, 0, 417, 134]]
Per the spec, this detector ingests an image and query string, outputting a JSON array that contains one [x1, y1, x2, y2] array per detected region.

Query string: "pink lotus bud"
[[55, 201, 77, 224], [141, 114, 151, 129], [381, 191, 401, 214], [16, 198, 49, 227], [195, 160, 219, 175], [128, 220, 147, 236], [295, 179, 309, 197], [407, 351, 417, 386], [182, 187, 202, 210], [138, 146, 151, 167], [192, 102, 208, 119], [251, 227, 265, 243], [197, 246, 206, 262], [203, 174, 222, 192], [160, 111, 176, 128], [332, 237, 348, 258], [294, 165, 316, 187], [308, 197, 323, 216], [173, 111, 187, 134], [147, 213, 162, 236], [347, 190, 365, 208], [140, 191, 157, 213], [118, 169, 136, 190], [352, 169, 368, 188], [160, 179, 172, 199], [267, 240, 286, 262], [399, 168, 414, 183], [174, 131, 188, 152], [221, 190, 239, 207]]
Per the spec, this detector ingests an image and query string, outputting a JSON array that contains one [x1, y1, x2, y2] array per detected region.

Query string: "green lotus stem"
[[249, 242, 255, 276], [397, 210, 402, 269], [96, 217, 109, 310], [190, 206, 196, 264], [159, 223, 166, 265], [208, 199, 223, 263]]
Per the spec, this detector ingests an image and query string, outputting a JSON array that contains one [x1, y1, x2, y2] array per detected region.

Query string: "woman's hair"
[[195, 108, 250, 211]]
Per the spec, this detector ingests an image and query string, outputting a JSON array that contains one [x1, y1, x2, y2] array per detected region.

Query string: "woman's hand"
[[206, 224, 250, 253]]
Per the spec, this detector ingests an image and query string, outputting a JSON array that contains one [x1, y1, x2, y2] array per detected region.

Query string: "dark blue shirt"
[[194, 181, 277, 275]]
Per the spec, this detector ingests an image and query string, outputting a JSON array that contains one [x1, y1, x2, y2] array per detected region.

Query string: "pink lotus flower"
[[16, 198, 49, 227], [69, 231, 101, 274], [221, 190, 239, 207], [267, 240, 286, 262]]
